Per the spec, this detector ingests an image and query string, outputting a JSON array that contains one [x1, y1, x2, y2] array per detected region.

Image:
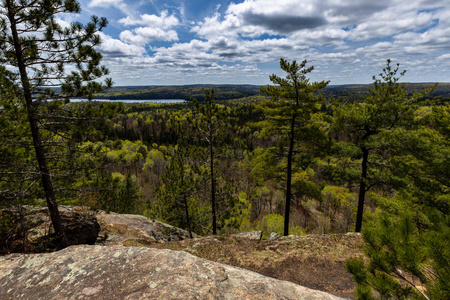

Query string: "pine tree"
[[260, 58, 328, 235], [156, 114, 201, 237], [192, 89, 231, 235], [346, 211, 449, 299], [344, 66, 447, 299], [332, 60, 434, 232], [157, 144, 199, 238], [1, 0, 111, 245], [0, 66, 33, 205]]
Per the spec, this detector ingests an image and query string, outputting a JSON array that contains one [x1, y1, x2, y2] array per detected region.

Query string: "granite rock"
[[96, 211, 198, 245], [231, 230, 263, 240], [0, 245, 345, 300]]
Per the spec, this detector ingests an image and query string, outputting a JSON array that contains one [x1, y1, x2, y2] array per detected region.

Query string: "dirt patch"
[[150, 233, 364, 299], [260, 256, 355, 299]]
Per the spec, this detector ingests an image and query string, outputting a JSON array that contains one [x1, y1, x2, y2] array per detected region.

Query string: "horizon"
[[106, 82, 450, 88], [69, 1, 450, 86]]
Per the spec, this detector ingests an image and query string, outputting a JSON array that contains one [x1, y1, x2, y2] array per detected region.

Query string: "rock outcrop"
[[96, 211, 198, 245], [0, 206, 99, 253], [0, 206, 198, 253], [231, 230, 263, 240], [267, 232, 281, 241], [0, 245, 344, 300]]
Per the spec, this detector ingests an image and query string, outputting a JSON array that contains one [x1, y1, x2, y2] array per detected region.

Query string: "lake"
[[70, 99, 186, 103]]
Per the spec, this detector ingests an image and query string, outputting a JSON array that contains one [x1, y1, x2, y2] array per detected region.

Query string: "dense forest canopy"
[[92, 82, 450, 103]]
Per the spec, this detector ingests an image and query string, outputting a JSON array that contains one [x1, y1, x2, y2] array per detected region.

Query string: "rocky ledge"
[[0, 245, 344, 300], [0, 206, 198, 253], [97, 211, 198, 245]]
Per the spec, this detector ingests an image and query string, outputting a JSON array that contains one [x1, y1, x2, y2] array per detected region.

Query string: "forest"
[[2, 58, 449, 298], [0, 0, 448, 299], [93, 82, 450, 103]]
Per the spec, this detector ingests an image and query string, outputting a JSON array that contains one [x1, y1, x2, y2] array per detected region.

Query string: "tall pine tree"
[[332, 60, 434, 232], [1, 0, 111, 245], [261, 58, 328, 236]]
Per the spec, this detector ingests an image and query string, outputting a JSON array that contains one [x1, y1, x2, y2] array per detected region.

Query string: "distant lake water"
[[70, 99, 186, 103]]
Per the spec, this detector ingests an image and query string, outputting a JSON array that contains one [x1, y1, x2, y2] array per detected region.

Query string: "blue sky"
[[70, 0, 450, 86]]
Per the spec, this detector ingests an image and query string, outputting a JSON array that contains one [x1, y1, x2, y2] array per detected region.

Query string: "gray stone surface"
[[96, 211, 198, 244], [267, 232, 281, 241], [0, 245, 345, 300], [231, 230, 263, 240]]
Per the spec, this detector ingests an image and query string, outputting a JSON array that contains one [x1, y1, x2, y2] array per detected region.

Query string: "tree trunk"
[[210, 137, 217, 235], [183, 193, 193, 239], [284, 115, 296, 236], [6, 0, 68, 246], [355, 147, 369, 232], [181, 172, 193, 239]]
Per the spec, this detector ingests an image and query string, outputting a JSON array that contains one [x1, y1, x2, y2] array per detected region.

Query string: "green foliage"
[[191, 89, 236, 234], [248, 147, 286, 184], [321, 186, 355, 214], [257, 214, 284, 238], [292, 169, 322, 200], [260, 58, 329, 236], [95, 84, 262, 101], [0, 66, 35, 205], [142, 148, 165, 172], [256, 213, 306, 238], [344, 84, 449, 298], [83, 172, 142, 214], [105, 140, 147, 165], [223, 191, 252, 233], [154, 141, 202, 236], [0, 0, 112, 243], [346, 212, 449, 300], [0, 0, 111, 99], [331, 60, 436, 232]]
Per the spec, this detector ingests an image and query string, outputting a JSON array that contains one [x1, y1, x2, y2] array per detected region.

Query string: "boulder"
[[0, 245, 345, 300], [65, 211, 100, 244], [96, 211, 198, 245], [267, 232, 281, 241], [231, 230, 263, 240], [0, 206, 99, 253], [0, 206, 198, 253]]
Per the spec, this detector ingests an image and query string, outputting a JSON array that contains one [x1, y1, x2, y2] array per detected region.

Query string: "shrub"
[[257, 213, 306, 238]]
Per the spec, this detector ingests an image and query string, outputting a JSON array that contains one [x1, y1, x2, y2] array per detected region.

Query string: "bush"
[[346, 212, 449, 299], [257, 213, 306, 238]]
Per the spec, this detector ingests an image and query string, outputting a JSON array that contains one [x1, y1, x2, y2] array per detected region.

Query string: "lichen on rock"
[[0, 245, 345, 300]]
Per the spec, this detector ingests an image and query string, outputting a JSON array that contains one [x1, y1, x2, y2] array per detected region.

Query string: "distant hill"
[[95, 84, 263, 101], [95, 83, 450, 103], [321, 82, 450, 103]]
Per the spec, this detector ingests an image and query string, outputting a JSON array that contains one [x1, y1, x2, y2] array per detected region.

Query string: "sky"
[[70, 0, 450, 86]]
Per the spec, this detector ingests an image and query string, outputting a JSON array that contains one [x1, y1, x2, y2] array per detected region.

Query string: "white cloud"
[[54, 17, 72, 29], [88, 0, 132, 16], [227, 0, 321, 17], [128, 27, 178, 43], [187, 0, 448, 74], [437, 54, 450, 61], [97, 32, 146, 57], [353, 5, 450, 60], [118, 30, 148, 46], [192, 0, 444, 46], [118, 10, 179, 28], [89, 0, 121, 7], [118, 10, 180, 45], [192, 13, 243, 39], [348, 7, 435, 41], [84, 0, 450, 85]]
